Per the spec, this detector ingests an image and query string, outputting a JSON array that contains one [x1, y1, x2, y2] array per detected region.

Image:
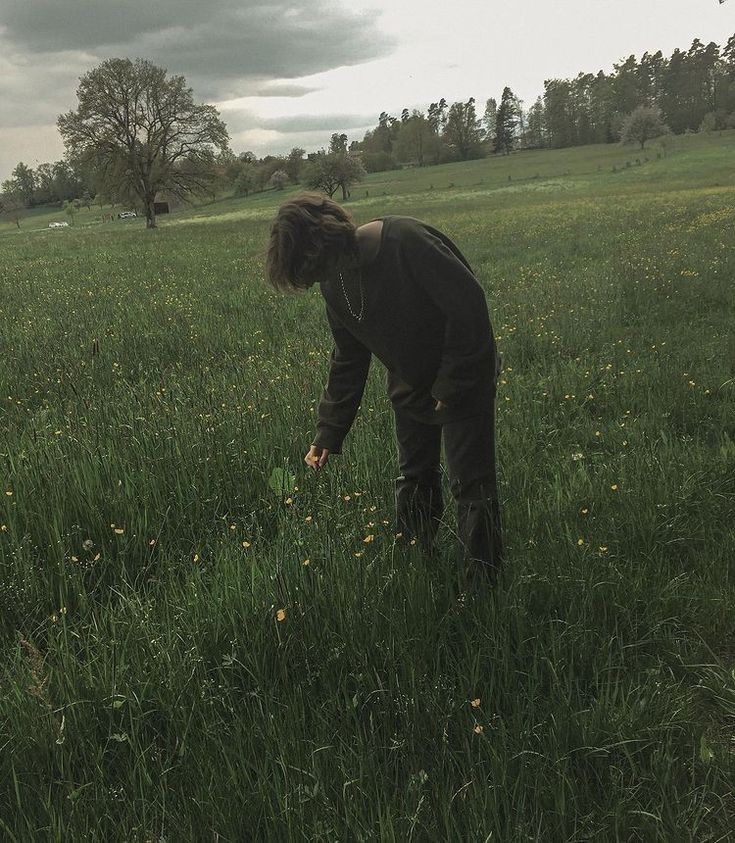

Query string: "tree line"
[[2, 33, 734, 227], [351, 33, 735, 166]]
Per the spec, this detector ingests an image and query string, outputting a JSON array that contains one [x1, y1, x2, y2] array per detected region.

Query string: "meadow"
[[1, 132, 734, 841]]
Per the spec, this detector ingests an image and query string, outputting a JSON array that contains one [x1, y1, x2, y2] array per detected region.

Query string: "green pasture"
[[1, 132, 734, 840]]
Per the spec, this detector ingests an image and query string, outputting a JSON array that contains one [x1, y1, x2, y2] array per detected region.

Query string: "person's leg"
[[393, 408, 443, 552], [442, 390, 504, 586]]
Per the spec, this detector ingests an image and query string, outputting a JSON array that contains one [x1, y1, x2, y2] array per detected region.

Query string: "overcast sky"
[[0, 0, 733, 183]]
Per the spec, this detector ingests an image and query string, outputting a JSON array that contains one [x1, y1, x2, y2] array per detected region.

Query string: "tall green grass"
[[1, 134, 734, 840]]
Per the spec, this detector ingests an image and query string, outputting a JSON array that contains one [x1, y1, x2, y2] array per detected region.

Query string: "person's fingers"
[[318, 448, 330, 468], [304, 446, 320, 469]]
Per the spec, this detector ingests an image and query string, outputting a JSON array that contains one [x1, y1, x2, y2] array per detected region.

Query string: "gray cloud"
[[0, 0, 394, 173], [2, 2, 395, 96], [0, 40, 92, 128], [252, 82, 320, 98], [259, 112, 377, 133]]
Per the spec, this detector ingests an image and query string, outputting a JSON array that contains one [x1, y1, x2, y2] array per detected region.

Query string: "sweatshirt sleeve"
[[313, 305, 372, 454], [401, 221, 493, 405]]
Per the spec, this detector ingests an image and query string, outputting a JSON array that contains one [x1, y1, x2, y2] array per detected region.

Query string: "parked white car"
[[48, 221, 70, 229], [118, 211, 137, 219]]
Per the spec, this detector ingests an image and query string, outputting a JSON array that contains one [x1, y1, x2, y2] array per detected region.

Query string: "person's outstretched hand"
[[305, 444, 330, 471]]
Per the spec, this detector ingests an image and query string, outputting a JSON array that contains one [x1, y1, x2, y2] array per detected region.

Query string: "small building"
[[153, 191, 185, 216]]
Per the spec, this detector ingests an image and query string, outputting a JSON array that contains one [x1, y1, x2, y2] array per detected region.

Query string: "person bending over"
[[265, 192, 504, 587]]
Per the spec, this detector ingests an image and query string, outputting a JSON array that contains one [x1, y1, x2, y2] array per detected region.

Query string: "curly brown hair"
[[265, 193, 358, 292]]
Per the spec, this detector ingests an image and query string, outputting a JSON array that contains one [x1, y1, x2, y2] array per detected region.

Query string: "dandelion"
[[242, 541, 251, 549], [148, 538, 156, 547], [581, 508, 589, 515], [71, 556, 78, 562], [276, 609, 286, 622], [363, 534, 375, 544], [1, 525, 7, 532], [285, 497, 293, 505], [471, 698, 481, 708], [343, 495, 351, 502], [304, 515, 313, 523], [611, 484, 619, 491], [577, 538, 585, 546], [229, 524, 236, 530], [114, 528, 124, 535], [599, 546, 609, 554], [82, 539, 94, 551], [193, 554, 200, 563], [302, 559, 311, 566], [473, 724, 484, 734], [5, 490, 13, 496]]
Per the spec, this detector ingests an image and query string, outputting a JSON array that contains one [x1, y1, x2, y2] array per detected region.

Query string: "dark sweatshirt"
[[313, 215, 499, 454]]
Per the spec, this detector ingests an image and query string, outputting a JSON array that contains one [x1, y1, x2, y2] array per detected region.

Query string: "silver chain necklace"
[[338, 270, 364, 322]]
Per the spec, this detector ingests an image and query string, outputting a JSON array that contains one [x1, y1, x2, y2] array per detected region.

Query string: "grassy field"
[[1, 132, 734, 841]]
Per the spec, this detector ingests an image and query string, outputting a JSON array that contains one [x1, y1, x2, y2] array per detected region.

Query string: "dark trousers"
[[393, 388, 504, 585]]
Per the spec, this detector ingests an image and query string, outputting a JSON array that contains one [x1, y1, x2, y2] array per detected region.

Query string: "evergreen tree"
[[525, 97, 547, 148], [660, 48, 690, 133], [494, 87, 519, 154], [443, 98, 484, 160], [543, 80, 573, 148], [483, 98, 498, 142], [329, 133, 348, 154], [2, 162, 36, 207], [427, 98, 448, 134]]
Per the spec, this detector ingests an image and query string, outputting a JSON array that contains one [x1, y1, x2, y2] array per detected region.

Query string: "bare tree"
[[58, 58, 229, 229]]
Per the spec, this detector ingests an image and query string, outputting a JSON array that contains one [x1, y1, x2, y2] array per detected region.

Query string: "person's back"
[[266, 193, 504, 590]]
